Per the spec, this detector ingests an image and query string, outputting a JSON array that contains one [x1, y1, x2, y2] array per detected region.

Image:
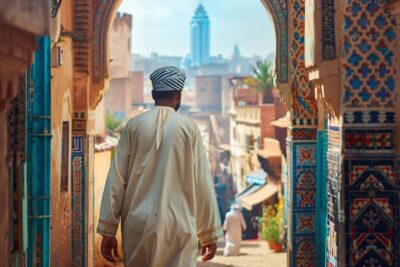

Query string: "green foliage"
[[258, 204, 284, 243], [245, 60, 274, 93], [105, 112, 123, 132], [244, 60, 275, 103]]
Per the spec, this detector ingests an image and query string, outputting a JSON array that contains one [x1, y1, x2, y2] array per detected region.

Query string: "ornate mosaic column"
[[286, 0, 319, 266], [340, 1, 399, 266], [71, 112, 87, 267]]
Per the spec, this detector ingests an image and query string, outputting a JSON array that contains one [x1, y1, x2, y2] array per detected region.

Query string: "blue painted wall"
[[27, 36, 51, 267]]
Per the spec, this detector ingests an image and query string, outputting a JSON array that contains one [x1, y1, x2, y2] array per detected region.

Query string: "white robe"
[[96, 106, 222, 267], [223, 210, 246, 256]]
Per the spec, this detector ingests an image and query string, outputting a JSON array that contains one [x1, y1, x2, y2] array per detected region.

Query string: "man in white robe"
[[96, 66, 223, 267], [223, 204, 247, 256]]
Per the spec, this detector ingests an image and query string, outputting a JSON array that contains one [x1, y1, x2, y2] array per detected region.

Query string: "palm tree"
[[245, 60, 275, 103]]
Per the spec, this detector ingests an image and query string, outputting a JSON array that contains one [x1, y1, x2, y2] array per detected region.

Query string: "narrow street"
[[197, 240, 286, 267]]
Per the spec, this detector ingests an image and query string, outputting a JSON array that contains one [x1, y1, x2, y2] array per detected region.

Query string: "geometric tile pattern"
[[290, 0, 317, 119], [296, 236, 317, 267], [72, 136, 84, 153], [296, 213, 315, 233], [261, 0, 289, 83], [344, 129, 395, 153], [292, 128, 317, 141], [72, 112, 86, 133], [292, 118, 319, 127], [289, 142, 317, 266], [322, 0, 336, 59], [344, 159, 397, 267], [342, 0, 397, 108], [340, 1, 399, 265], [344, 111, 396, 126], [297, 145, 316, 165], [71, 135, 86, 267], [296, 169, 316, 208], [326, 127, 340, 267]]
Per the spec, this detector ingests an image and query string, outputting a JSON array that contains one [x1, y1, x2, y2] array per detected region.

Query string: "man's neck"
[[155, 101, 175, 109]]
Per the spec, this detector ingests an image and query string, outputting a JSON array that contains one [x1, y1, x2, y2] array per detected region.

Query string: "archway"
[[90, 1, 312, 267]]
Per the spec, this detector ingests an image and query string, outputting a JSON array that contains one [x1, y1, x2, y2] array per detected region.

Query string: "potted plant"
[[258, 204, 284, 252]]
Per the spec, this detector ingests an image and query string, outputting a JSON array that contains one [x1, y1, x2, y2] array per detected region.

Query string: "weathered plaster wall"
[[49, 1, 76, 264], [0, 1, 49, 264], [0, 0, 49, 35]]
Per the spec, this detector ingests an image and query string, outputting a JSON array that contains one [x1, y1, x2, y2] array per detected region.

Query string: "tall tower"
[[190, 3, 210, 66]]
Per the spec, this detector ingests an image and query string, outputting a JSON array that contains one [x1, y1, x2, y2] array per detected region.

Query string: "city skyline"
[[117, 0, 276, 58]]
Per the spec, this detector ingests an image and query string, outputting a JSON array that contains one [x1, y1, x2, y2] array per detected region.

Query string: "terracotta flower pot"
[[267, 240, 274, 250], [271, 241, 282, 252]]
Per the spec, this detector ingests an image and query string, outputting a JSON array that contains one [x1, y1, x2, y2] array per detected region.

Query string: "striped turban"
[[150, 66, 186, 92]]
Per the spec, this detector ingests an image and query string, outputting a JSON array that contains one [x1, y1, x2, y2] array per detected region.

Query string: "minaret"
[[190, 3, 210, 66]]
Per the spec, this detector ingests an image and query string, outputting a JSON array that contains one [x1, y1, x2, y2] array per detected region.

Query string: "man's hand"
[[101, 236, 119, 263], [201, 242, 217, 262]]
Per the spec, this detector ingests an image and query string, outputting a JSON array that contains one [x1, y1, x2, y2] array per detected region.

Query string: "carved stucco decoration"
[[259, 0, 292, 113], [90, 0, 122, 110]]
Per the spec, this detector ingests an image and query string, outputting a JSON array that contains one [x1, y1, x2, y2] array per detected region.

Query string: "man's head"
[[150, 66, 186, 111], [230, 204, 241, 211]]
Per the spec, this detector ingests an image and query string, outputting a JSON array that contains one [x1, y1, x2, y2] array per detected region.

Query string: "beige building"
[[229, 77, 286, 194], [131, 71, 144, 105], [104, 12, 133, 118], [195, 75, 222, 112]]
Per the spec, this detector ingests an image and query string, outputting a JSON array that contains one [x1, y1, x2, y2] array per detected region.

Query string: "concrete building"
[[190, 4, 210, 66]]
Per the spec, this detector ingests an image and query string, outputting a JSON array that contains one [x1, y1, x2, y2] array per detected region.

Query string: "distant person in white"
[[223, 204, 247, 256]]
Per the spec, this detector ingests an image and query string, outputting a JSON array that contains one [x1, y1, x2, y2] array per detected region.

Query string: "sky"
[[117, 0, 276, 58]]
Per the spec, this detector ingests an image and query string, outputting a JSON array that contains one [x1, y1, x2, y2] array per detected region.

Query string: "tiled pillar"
[[287, 126, 318, 267], [71, 112, 88, 267], [286, 0, 319, 265], [339, 1, 399, 266]]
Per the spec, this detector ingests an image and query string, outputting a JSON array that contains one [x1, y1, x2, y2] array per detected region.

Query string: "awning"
[[239, 180, 280, 210], [256, 138, 282, 159], [271, 112, 290, 128], [218, 144, 231, 151], [235, 183, 262, 199], [245, 169, 268, 185]]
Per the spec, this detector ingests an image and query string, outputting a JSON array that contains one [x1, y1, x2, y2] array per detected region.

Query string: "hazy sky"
[[117, 0, 276, 58]]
